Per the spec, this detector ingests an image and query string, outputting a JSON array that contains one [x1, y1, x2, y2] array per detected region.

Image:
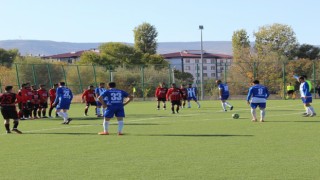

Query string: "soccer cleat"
[[12, 129, 22, 134], [118, 132, 124, 136], [61, 122, 67, 124], [172, 111, 175, 114], [176, 110, 179, 114], [20, 117, 27, 120], [302, 112, 308, 116], [65, 118, 72, 124], [230, 106, 234, 110], [84, 114, 88, 116], [251, 119, 257, 122], [6, 130, 11, 134], [48, 116, 53, 119], [260, 119, 265, 122], [98, 131, 109, 135], [42, 116, 48, 118]]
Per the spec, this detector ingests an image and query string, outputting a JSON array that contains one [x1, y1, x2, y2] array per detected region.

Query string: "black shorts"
[[171, 100, 181, 106], [18, 103, 26, 110], [86, 101, 97, 106], [39, 102, 48, 108], [26, 102, 33, 109], [33, 104, 39, 109], [1, 106, 18, 119], [287, 90, 294, 94], [157, 97, 166, 102]]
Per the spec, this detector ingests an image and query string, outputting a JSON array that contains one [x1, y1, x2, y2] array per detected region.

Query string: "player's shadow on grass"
[[125, 123, 162, 126], [142, 134, 253, 137], [27, 132, 97, 135]]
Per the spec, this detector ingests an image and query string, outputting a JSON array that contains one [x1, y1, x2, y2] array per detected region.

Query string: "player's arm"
[[124, 94, 133, 106], [155, 88, 159, 97], [53, 88, 60, 105], [98, 95, 107, 108], [246, 88, 253, 104], [81, 90, 87, 103]]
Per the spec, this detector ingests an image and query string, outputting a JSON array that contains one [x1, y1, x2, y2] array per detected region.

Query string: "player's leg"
[[33, 104, 39, 119], [162, 99, 166, 110], [221, 100, 227, 111], [156, 98, 160, 110], [84, 102, 89, 116], [194, 98, 200, 108], [250, 103, 258, 122], [12, 119, 22, 134], [41, 103, 48, 118], [96, 101, 102, 117], [176, 101, 180, 113], [4, 119, 11, 133], [115, 108, 126, 135], [37, 107, 42, 117], [99, 108, 113, 135], [187, 98, 191, 108], [259, 103, 266, 122]]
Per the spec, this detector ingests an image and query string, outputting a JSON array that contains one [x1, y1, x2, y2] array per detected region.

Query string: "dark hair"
[[5, 86, 13, 91], [99, 82, 105, 85], [59, 82, 66, 86], [299, 76, 305, 80], [108, 82, 116, 88], [253, 80, 260, 84]]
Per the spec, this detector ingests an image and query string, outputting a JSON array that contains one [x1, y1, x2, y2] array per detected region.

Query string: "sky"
[[0, 0, 319, 45]]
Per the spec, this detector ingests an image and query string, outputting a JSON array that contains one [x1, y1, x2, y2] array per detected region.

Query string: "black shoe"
[[42, 116, 48, 118], [230, 106, 234, 110], [66, 118, 72, 124], [61, 122, 67, 124], [172, 111, 175, 114], [6, 130, 11, 134]]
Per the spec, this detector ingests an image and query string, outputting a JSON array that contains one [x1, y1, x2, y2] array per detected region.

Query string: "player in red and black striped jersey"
[[155, 82, 168, 110], [166, 83, 183, 114], [17, 83, 28, 120], [180, 84, 188, 108], [37, 84, 49, 118], [82, 85, 96, 116], [0, 86, 22, 134], [48, 84, 59, 118]]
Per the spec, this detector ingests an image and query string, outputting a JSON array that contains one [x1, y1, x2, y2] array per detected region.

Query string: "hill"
[[0, 40, 233, 56]]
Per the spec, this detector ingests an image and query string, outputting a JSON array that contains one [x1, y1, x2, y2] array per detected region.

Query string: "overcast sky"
[[1, 0, 319, 45]]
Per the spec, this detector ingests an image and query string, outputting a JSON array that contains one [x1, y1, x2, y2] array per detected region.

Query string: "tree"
[[254, 23, 298, 59], [133, 22, 158, 54], [174, 70, 194, 82], [78, 51, 102, 65], [99, 42, 143, 66], [0, 48, 19, 67], [295, 44, 320, 60]]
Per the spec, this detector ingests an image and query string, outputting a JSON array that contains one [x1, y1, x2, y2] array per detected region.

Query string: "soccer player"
[[286, 83, 295, 100], [299, 76, 316, 117], [98, 82, 133, 135], [53, 82, 73, 124], [187, 84, 200, 108], [17, 83, 28, 120], [0, 86, 22, 134], [166, 83, 183, 114], [48, 84, 58, 118], [82, 85, 96, 116], [37, 84, 49, 118], [30, 85, 40, 119], [294, 75, 312, 115], [155, 82, 168, 110], [180, 84, 188, 108], [246, 80, 270, 122], [25, 83, 33, 119], [95, 82, 107, 117], [216, 80, 233, 111]]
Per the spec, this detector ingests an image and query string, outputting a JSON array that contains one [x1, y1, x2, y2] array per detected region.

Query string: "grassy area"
[[1, 99, 320, 180]]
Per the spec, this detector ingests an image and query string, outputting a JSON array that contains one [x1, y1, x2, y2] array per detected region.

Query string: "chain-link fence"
[[1, 60, 319, 100]]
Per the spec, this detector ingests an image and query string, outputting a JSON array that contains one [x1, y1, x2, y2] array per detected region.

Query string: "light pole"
[[199, 25, 204, 100]]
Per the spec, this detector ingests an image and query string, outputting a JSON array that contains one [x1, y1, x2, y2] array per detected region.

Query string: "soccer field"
[[1, 100, 320, 180]]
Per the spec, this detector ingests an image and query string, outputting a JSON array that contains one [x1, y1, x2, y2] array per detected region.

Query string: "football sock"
[[49, 107, 53, 116], [42, 110, 46, 116], [163, 103, 166, 109], [196, 102, 200, 106], [305, 107, 308, 114], [38, 110, 41, 117], [96, 108, 101, 115], [251, 108, 257, 120], [13, 121, 19, 129], [63, 112, 69, 121], [57, 112, 64, 119], [103, 120, 109, 132], [221, 103, 226, 111], [4, 123, 10, 131], [188, 102, 191, 108], [176, 106, 179, 112], [260, 109, 266, 120], [85, 109, 88, 115], [225, 102, 232, 107], [308, 106, 315, 114], [171, 107, 174, 112], [118, 120, 124, 133]]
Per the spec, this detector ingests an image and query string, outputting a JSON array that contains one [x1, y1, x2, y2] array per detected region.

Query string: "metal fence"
[[1, 60, 320, 100]]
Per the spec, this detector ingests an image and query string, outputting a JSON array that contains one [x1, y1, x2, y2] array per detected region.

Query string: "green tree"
[[133, 22, 158, 54], [0, 48, 19, 67], [254, 23, 298, 59], [295, 44, 320, 60], [78, 51, 102, 65]]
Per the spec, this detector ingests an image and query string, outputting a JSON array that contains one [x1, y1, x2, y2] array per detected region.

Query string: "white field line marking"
[[0, 103, 317, 135]]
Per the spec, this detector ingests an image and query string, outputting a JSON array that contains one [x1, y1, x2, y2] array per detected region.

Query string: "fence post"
[[282, 62, 286, 99], [92, 65, 97, 87], [141, 65, 145, 101], [313, 61, 316, 98], [76, 65, 83, 92], [32, 64, 37, 85], [168, 64, 172, 84], [224, 63, 227, 83], [47, 64, 53, 87], [15, 64, 21, 89], [61, 65, 67, 85], [109, 65, 113, 82]]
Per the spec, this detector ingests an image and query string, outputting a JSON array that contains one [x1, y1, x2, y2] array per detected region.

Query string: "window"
[[203, 66, 207, 70], [185, 66, 190, 70], [211, 73, 216, 77], [203, 73, 208, 77], [195, 59, 199, 63], [202, 59, 207, 63], [211, 66, 215, 70], [211, 59, 216, 64], [185, 59, 190, 63]]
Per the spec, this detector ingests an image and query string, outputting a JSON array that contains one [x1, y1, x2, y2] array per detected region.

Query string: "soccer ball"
[[232, 113, 240, 119]]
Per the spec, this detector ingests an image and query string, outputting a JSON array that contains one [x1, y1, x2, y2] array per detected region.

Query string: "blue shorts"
[[220, 95, 229, 100], [187, 97, 197, 101], [250, 103, 266, 109], [301, 97, 312, 104], [104, 106, 125, 118], [56, 103, 71, 110], [96, 101, 102, 106]]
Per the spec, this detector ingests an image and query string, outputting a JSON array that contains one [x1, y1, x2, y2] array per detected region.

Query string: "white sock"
[[118, 120, 124, 133], [196, 102, 200, 107], [251, 109, 257, 120], [96, 108, 101, 115], [103, 120, 109, 132], [57, 112, 64, 118], [188, 102, 191, 107], [225, 102, 232, 107], [260, 109, 266, 120], [308, 106, 315, 114], [63, 112, 68, 122], [305, 107, 309, 114], [221, 102, 226, 111]]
